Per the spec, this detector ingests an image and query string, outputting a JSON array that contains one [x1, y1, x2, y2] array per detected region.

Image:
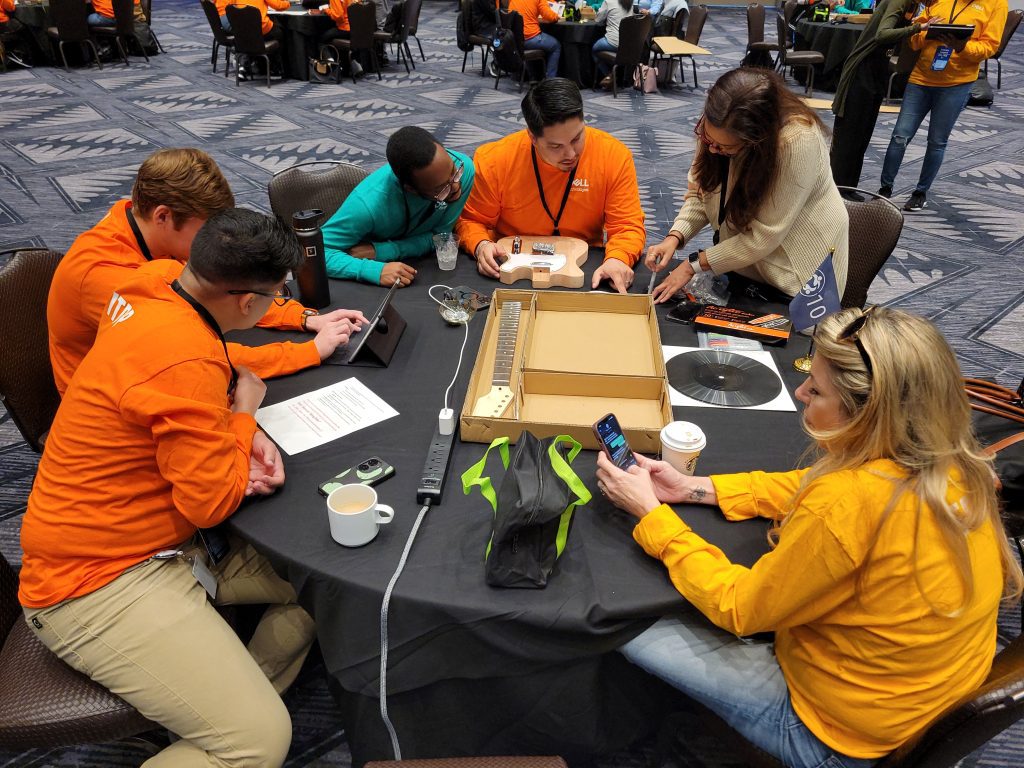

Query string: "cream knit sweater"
[[670, 120, 849, 298]]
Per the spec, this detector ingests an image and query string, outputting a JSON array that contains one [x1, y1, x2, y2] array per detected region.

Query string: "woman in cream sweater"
[[647, 67, 849, 301]]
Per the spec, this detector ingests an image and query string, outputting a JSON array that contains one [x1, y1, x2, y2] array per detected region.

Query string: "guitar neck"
[[492, 301, 521, 388]]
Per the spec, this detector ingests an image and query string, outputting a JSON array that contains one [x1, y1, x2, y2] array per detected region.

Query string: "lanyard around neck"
[[531, 146, 578, 237], [717, 155, 731, 230], [401, 192, 440, 239], [170, 279, 238, 396], [948, 0, 967, 23], [125, 206, 153, 262]]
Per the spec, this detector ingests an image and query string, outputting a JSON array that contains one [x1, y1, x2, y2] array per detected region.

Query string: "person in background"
[[226, 0, 289, 79], [878, 0, 1006, 210], [21, 209, 319, 768], [831, 0, 939, 193], [646, 67, 848, 302], [321, 126, 475, 286], [833, 0, 872, 13], [88, 0, 141, 26], [316, 0, 365, 76], [592, 0, 633, 88], [48, 147, 364, 396], [508, 0, 561, 79], [636, 0, 663, 17], [597, 306, 1023, 768], [0, 0, 34, 64], [655, 0, 688, 36], [456, 78, 646, 293]]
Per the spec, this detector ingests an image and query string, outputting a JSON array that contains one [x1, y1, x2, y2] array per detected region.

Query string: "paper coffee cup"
[[660, 421, 706, 476], [327, 484, 394, 547]]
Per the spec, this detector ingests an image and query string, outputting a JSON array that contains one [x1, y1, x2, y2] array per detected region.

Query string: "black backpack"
[[968, 70, 994, 107], [492, 11, 523, 74], [456, 11, 474, 52]]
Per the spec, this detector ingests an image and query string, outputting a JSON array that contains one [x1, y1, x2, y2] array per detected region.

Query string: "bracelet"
[[666, 232, 683, 248], [472, 240, 491, 261]]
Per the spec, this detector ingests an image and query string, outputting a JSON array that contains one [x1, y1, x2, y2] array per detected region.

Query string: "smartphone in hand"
[[593, 413, 638, 470]]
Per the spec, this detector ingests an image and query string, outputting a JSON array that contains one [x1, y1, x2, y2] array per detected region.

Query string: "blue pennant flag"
[[789, 251, 842, 332]]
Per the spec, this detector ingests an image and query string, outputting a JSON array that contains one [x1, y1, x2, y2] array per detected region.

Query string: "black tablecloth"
[[541, 20, 605, 88], [795, 18, 866, 92], [228, 253, 812, 764], [270, 10, 335, 80], [13, 3, 57, 66]]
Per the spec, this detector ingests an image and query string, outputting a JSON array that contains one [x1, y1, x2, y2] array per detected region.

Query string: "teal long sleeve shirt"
[[321, 151, 475, 284]]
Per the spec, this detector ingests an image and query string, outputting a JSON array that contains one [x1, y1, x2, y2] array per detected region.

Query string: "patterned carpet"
[[1, 1, 1022, 765]]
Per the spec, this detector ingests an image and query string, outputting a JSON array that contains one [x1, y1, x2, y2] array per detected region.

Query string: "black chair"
[[267, 161, 370, 226], [593, 13, 652, 98], [775, 8, 822, 95], [405, 0, 424, 61], [365, 759, 569, 768], [225, 3, 280, 88], [884, 38, 920, 104], [834, 187, 903, 310], [0, 249, 63, 454], [322, 0, 382, 83], [459, 0, 491, 76], [200, 0, 235, 76], [46, 0, 103, 71], [139, 0, 166, 53], [0, 551, 158, 752], [494, 8, 544, 92], [373, 0, 420, 74], [651, 3, 706, 87], [746, 3, 779, 60], [91, 0, 150, 66], [984, 8, 1023, 89]]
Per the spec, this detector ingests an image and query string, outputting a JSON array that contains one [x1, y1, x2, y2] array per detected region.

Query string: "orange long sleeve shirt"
[[0, 0, 15, 25], [327, 0, 350, 31], [20, 272, 258, 608], [455, 127, 645, 266], [91, 0, 141, 19], [908, 0, 1006, 86], [230, 0, 290, 34], [47, 200, 319, 396], [633, 461, 1003, 758], [508, 0, 560, 39]]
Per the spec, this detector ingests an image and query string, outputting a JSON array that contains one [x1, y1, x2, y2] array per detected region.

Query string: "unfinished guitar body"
[[496, 236, 588, 289]]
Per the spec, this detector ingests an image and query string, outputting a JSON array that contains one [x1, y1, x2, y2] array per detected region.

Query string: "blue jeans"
[[87, 12, 116, 25], [524, 31, 560, 79], [219, 13, 231, 32], [620, 618, 878, 768], [880, 80, 973, 195], [592, 35, 616, 79]]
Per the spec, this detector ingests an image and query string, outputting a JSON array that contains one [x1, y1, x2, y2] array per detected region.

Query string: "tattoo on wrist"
[[689, 486, 707, 502]]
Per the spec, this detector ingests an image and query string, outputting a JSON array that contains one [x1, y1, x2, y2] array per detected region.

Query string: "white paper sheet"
[[256, 378, 399, 455], [662, 346, 797, 412]]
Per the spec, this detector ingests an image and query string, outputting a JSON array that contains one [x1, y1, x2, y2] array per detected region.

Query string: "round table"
[[227, 253, 813, 763], [269, 9, 336, 80], [794, 18, 866, 92], [540, 19, 605, 88]]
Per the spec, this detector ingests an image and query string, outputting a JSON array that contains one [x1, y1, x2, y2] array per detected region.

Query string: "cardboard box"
[[460, 290, 672, 452]]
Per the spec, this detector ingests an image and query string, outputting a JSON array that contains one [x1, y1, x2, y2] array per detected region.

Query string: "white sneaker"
[[351, 60, 364, 77]]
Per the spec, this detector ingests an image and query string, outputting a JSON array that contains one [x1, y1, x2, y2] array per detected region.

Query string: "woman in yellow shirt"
[[596, 307, 1022, 767]]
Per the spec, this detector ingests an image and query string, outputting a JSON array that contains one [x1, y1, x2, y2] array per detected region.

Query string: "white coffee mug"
[[660, 421, 707, 476], [327, 484, 394, 547]]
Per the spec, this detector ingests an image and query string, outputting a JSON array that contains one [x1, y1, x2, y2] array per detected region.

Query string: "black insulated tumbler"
[[292, 209, 331, 310]]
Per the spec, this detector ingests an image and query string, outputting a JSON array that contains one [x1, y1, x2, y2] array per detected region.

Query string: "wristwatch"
[[300, 309, 319, 331], [687, 251, 706, 273]]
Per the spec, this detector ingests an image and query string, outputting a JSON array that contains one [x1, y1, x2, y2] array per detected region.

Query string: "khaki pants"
[[24, 537, 316, 768]]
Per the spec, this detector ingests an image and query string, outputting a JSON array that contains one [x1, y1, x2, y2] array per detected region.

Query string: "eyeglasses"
[[693, 116, 746, 155], [226, 282, 292, 307], [837, 305, 877, 377], [433, 152, 464, 202]]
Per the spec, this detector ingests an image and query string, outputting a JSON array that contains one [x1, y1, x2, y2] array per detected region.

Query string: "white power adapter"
[[438, 408, 456, 436]]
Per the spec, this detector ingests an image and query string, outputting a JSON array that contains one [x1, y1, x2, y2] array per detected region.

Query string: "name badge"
[[931, 45, 952, 71]]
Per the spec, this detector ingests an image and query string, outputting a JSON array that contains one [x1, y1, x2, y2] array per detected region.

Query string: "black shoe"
[[877, 185, 892, 198], [236, 66, 250, 82], [903, 191, 927, 211]]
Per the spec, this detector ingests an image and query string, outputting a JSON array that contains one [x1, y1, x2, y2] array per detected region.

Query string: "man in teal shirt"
[[322, 126, 475, 286]]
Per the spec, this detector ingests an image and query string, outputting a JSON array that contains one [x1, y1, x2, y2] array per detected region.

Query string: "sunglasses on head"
[[837, 305, 877, 377]]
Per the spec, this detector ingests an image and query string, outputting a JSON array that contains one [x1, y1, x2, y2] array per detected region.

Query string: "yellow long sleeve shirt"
[[908, 0, 1007, 87], [632, 460, 1003, 758]]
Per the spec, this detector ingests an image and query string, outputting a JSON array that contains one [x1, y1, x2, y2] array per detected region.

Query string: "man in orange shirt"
[[456, 78, 645, 292], [509, 0, 561, 78], [49, 147, 365, 396], [21, 209, 316, 767]]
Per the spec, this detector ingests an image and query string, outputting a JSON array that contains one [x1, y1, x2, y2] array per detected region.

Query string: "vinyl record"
[[666, 350, 783, 408]]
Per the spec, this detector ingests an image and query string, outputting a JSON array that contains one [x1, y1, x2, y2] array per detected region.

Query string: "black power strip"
[[416, 422, 457, 505]]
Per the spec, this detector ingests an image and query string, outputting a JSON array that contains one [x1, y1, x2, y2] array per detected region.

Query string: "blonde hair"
[[787, 307, 1023, 612], [131, 148, 234, 227]]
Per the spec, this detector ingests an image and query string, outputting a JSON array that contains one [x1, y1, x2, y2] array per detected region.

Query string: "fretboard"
[[492, 301, 521, 387]]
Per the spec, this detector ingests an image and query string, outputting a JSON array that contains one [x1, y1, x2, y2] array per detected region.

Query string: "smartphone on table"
[[318, 457, 395, 497], [592, 413, 638, 470]]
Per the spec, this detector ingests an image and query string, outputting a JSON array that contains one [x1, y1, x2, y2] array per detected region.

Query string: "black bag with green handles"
[[462, 432, 591, 589]]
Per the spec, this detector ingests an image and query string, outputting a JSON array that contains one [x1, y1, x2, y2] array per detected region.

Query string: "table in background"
[[541, 19, 604, 88], [269, 8, 335, 80], [228, 254, 812, 765], [13, 2, 60, 66], [794, 18, 866, 91]]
